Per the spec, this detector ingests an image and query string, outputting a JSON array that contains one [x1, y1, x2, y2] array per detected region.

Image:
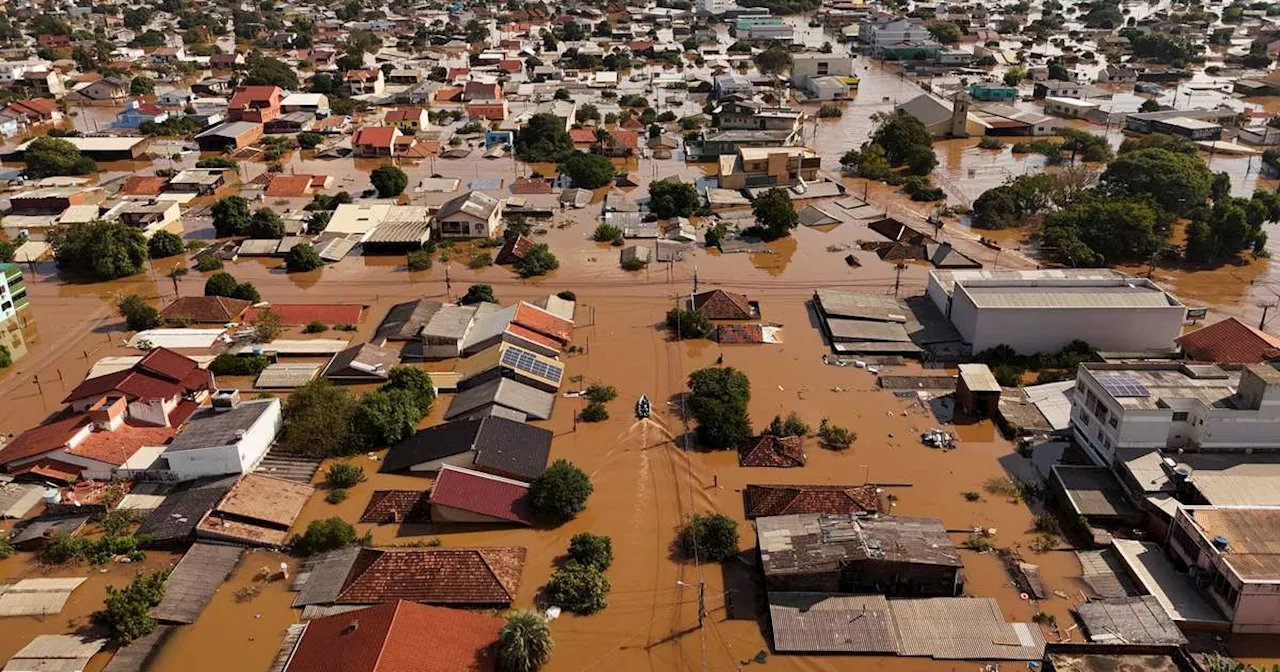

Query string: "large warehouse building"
[[926, 269, 1185, 355]]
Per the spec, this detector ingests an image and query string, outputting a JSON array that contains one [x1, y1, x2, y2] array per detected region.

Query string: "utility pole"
[[693, 266, 699, 293], [893, 262, 905, 297], [697, 581, 706, 629], [1260, 302, 1276, 330]]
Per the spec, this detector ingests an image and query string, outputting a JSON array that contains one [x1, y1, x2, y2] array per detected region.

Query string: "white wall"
[[165, 399, 282, 481], [954, 298, 1185, 355]]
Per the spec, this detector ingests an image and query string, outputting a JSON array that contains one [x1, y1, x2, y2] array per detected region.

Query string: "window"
[[1172, 412, 1189, 422], [816, 62, 829, 75], [1096, 427, 1105, 440], [1081, 414, 1091, 427], [1109, 415, 1117, 428]]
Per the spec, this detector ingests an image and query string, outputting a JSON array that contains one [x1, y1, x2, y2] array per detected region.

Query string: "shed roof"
[[757, 513, 960, 578], [1075, 596, 1187, 645], [1176, 317, 1280, 363], [334, 547, 526, 605], [738, 435, 805, 468], [380, 416, 551, 480], [744, 484, 879, 519], [152, 543, 244, 624], [429, 465, 533, 525], [165, 399, 277, 453], [445, 378, 554, 421], [768, 593, 897, 653]]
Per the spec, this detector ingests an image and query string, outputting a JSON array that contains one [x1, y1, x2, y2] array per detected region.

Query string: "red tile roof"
[[338, 548, 526, 605], [63, 357, 205, 405], [744, 484, 881, 519], [611, 131, 639, 150], [692, 289, 756, 320], [428, 466, 533, 525], [352, 126, 397, 147], [8, 98, 59, 119], [264, 174, 314, 197], [119, 175, 169, 196], [738, 435, 805, 468], [498, 59, 523, 73], [159, 296, 252, 323], [504, 323, 562, 352], [65, 421, 175, 466], [242, 304, 363, 326], [1176, 317, 1280, 364], [434, 87, 463, 102], [286, 600, 502, 672], [513, 303, 573, 343], [138, 347, 202, 381], [359, 490, 431, 524], [229, 85, 282, 109], [0, 415, 90, 467], [569, 128, 596, 144]]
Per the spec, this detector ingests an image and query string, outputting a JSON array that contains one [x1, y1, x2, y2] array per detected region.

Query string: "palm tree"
[[498, 610, 553, 672]]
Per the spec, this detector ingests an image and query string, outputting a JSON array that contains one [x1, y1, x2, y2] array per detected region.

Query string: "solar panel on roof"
[[1096, 374, 1150, 398], [500, 346, 564, 385]]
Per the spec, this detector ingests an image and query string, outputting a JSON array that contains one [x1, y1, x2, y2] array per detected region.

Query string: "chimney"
[[343, 620, 360, 635], [212, 389, 241, 413]]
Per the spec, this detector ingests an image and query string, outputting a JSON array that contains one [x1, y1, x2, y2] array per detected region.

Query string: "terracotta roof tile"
[[352, 126, 397, 147], [359, 490, 431, 524], [243, 304, 363, 326], [159, 296, 252, 323], [119, 175, 169, 196], [428, 467, 533, 525], [504, 323, 562, 352], [744, 484, 881, 518], [337, 548, 525, 605], [138, 347, 202, 382], [1176, 317, 1280, 364], [692, 289, 756, 320], [569, 129, 596, 144], [265, 174, 314, 197], [287, 600, 502, 672], [65, 421, 175, 466], [0, 415, 91, 467], [513, 302, 573, 342], [738, 435, 806, 468]]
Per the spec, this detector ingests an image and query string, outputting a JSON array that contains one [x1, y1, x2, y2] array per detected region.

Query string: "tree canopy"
[[515, 113, 575, 162], [212, 196, 252, 237], [370, 164, 408, 197], [50, 221, 147, 280], [515, 243, 560, 278], [687, 366, 753, 449], [147, 230, 184, 258], [751, 188, 798, 240], [1100, 147, 1213, 215], [245, 208, 284, 238], [499, 611, 554, 672], [24, 136, 96, 178], [242, 51, 299, 89], [559, 153, 615, 189], [459, 284, 497, 305], [528, 459, 593, 523], [678, 513, 739, 562], [203, 271, 261, 302], [284, 243, 323, 272], [648, 180, 700, 219]]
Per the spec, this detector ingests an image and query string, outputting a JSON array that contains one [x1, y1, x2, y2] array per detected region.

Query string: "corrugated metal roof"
[[255, 363, 322, 389], [768, 593, 896, 653], [890, 597, 1044, 660]]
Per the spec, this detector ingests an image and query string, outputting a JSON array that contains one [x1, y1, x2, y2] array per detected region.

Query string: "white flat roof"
[[127, 328, 226, 350], [16, 136, 146, 152]]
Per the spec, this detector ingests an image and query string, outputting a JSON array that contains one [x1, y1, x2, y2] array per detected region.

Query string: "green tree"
[[648, 180, 700, 219], [1058, 128, 1113, 163], [665, 307, 712, 339], [147, 230, 184, 258], [370, 164, 408, 198], [382, 366, 436, 416], [1042, 195, 1170, 266], [242, 51, 300, 89], [297, 132, 324, 149], [50, 221, 147, 280], [928, 21, 962, 43], [764, 412, 809, 437], [251, 307, 283, 341], [353, 388, 420, 446], [203, 271, 261, 301], [459, 284, 497, 305], [289, 517, 358, 555], [118, 294, 160, 331], [751, 188, 798, 240], [545, 561, 610, 614], [1119, 132, 1197, 155], [559, 153, 615, 189], [23, 136, 96, 178], [284, 243, 323, 272], [280, 380, 359, 457], [528, 459, 593, 523], [129, 75, 155, 95], [1101, 148, 1212, 215], [246, 208, 284, 238], [567, 533, 613, 570], [678, 513, 739, 562], [869, 110, 935, 167], [515, 243, 559, 278], [0, 238, 14, 263], [687, 367, 752, 449], [515, 113, 575, 162], [593, 223, 622, 243], [753, 43, 792, 74], [499, 611, 554, 672], [212, 196, 252, 237], [307, 211, 331, 233], [92, 571, 169, 645]]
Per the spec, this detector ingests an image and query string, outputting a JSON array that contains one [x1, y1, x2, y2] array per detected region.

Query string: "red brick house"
[[228, 85, 283, 123]]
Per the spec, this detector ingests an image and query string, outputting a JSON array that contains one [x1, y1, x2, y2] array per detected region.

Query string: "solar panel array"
[[500, 345, 564, 384], [1096, 374, 1151, 398]]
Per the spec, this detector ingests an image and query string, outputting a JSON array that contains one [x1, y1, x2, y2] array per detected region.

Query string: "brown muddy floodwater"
[[4, 53, 1280, 671]]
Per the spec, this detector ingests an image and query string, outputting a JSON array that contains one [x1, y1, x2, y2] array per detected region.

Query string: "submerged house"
[[756, 513, 963, 597], [290, 546, 527, 608], [380, 416, 551, 481]]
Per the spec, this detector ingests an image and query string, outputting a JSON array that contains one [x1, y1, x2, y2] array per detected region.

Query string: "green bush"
[[584, 384, 618, 404], [195, 254, 223, 271], [580, 402, 608, 422], [407, 250, 433, 271], [593, 223, 623, 243], [289, 517, 359, 556], [325, 462, 366, 488], [147, 231, 184, 258], [567, 533, 613, 571], [620, 258, 647, 271], [118, 294, 160, 331], [545, 561, 610, 614], [557, 290, 576, 301], [459, 284, 497, 305], [93, 570, 169, 645], [208, 353, 270, 376], [515, 243, 559, 278], [978, 136, 1002, 149], [325, 488, 348, 504], [285, 243, 323, 273], [678, 513, 739, 562], [818, 105, 843, 118], [499, 611, 554, 672], [468, 250, 493, 269], [297, 132, 324, 149], [370, 164, 408, 198], [817, 418, 856, 449], [529, 460, 593, 523], [303, 321, 328, 333], [764, 412, 808, 437]]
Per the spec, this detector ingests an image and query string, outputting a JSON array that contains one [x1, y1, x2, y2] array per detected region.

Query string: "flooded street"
[[4, 13, 1280, 669]]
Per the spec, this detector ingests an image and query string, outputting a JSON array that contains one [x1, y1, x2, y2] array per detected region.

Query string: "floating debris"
[[921, 428, 955, 450]]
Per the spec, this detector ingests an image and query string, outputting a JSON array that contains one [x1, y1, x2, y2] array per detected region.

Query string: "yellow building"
[[718, 147, 821, 190]]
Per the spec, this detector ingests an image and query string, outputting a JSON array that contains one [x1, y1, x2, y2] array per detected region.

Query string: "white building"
[[434, 191, 503, 239], [161, 397, 283, 481], [1167, 506, 1280, 633], [1043, 97, 1100, 119], [927, 269, 1185, 355], [791, 53, 855, 99], [1071, 362, 1280, 466], [857, 17, 931, 50], [697, 0, 737, 14]]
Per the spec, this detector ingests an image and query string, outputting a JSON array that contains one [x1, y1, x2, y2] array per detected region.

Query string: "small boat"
[[636, 394, 651, 419]]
